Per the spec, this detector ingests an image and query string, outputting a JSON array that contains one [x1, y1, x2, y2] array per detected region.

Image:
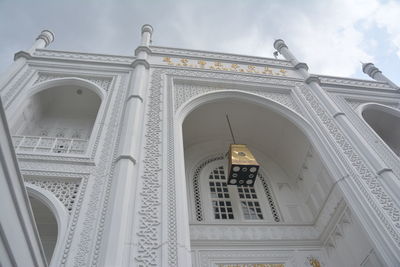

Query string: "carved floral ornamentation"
[[299, 83, 400, 246], [34, 72, 112, 92]]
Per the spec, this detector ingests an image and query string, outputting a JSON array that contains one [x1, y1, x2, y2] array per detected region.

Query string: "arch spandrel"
[[30, 76, 106, 100], [173, 81, 302, 115]]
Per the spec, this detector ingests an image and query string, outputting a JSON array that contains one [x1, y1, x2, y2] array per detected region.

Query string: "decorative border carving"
[[87, 75, 128, 267], [319, 76, 392, 90], [19, 161, 92, 174], [134, 69, 163, 266], [166, 71, 179, 266], [3, 68, 35, 108], [191, 224, 319, 240], [72, 75, 129, 267], [173, 82, 302, 115], [338, 96, 400, 178], [197, 249, 296, 267], [33, 49, 134, 64], [151, 46, 293, 67], [344, 98, 398, 111], [193, 154, 225, 222], [298, 83, 400, 246], [34, 72, 112, 92], [25, 177, 81, 213]]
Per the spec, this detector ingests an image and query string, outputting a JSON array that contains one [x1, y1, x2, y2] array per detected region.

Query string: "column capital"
[[141, 24, 153, 35], [273, 39, 288, 52], [36, 30, 55, 47], [362, 62, 382, 78], [305, 75, 321, 85]]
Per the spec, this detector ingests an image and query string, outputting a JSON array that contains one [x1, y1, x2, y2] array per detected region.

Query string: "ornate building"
[[1, 25, 400, 267]]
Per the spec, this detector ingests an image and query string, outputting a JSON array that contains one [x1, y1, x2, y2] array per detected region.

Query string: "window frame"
[[196, 158, 279, 223]]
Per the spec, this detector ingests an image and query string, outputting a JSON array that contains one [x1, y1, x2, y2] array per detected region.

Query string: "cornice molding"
[[150, 46, 292, 68], [130, 59, 150, 69], [33, 49, 135, 64], [134, 46, 152, 56], [14, 51, 32, 61]]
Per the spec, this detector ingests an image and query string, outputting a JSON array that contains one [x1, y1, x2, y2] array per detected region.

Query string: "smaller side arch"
[[26, 184, 69, 267], [358, 103, 400, 157], [30, 77, 105, 100]]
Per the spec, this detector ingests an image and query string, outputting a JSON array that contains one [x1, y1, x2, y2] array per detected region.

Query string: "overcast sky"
[[1, 0, 400, 84]]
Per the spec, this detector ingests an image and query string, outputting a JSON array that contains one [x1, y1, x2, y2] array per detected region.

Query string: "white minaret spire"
[[362, 62, 399, 90], [140, 24, 153, 47], [0, 29, 54, 91], [27, 30, 55, 53]]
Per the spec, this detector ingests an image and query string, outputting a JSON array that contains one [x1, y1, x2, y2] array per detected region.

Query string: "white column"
[[362, 62, 399, 90], [0, 98, 47, 267], [274, 39, 400, 266], [0, 30, 54, 92], [102, 24, 153, 267]]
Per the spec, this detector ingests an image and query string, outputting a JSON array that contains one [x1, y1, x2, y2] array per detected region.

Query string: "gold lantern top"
[[228, 144, 260, 186]]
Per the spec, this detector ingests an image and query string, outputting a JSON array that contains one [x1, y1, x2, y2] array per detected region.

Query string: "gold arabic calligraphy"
[[162, 57, 287, 77]]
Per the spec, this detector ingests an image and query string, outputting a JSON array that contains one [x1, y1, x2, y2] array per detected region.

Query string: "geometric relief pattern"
[[135, 69, 163, 266], [73, 75, 128, 267], [25, 177, 81, 213], [198, 250, 296, 267], [259, 173, 281, 222], [3, 68, 35, 107], [345, 98, 398, 111], [34, 72, 112, 92], [174, 82, 302, 115], [193, 155, 225, 222], [337, 96, 400, 179], [299, 83, 400, 246]]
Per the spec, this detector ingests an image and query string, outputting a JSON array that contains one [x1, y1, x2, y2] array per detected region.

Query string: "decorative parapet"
[[319, 76, 393, 90], [33, 49, 134, 65], [13, 135, 88, 155], [150, 46, 292, 68]]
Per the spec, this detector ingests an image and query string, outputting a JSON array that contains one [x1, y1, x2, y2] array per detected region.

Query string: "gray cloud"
[[1, 0, 399, 84]]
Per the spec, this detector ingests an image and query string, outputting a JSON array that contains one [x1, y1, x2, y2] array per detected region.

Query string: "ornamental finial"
[[36, 30, 55, 47]]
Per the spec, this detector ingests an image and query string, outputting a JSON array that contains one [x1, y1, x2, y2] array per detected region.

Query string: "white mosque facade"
[[1, 25, 400, 267]]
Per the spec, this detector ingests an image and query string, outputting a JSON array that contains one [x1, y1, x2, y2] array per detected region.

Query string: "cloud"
[[372, 0, 400, 58], [0, 0, 399, 83]]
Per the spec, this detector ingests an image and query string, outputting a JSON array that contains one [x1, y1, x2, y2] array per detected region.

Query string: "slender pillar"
[[274, 39, 400, 266], [0, 30, 54, 92], [362, 62, 399, 90], [0, 97, 47, 267], [102, 24, 153, 267]]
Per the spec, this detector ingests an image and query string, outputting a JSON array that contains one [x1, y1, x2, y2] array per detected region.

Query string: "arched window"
[[193, 157, 281, 223]]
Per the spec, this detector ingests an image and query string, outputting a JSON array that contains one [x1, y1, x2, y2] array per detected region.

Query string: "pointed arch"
[[25, 184, 68, 267], [175, 89, 342, 226], [9, 77, 104, 154], [358, 103, 400, 157]]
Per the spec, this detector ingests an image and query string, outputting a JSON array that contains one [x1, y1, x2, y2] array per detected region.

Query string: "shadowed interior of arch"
[[10, 85, 101, 154], [29, 196, 58, 264], [182, 98, 334, 224], [362, 106, 400, 157]]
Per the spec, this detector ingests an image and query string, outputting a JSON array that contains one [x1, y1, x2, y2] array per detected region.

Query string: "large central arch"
[[171, 89, 379, 266]]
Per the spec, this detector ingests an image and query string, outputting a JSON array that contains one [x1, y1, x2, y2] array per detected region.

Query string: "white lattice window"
[[193, 158, 281, 223]]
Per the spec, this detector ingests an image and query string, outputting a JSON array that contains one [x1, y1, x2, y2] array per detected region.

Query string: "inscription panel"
[[217, 264, 284, 267], [150, 56, 302, 79]]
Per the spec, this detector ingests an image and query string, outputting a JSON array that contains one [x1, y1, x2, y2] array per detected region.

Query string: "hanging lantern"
[[228, 144, 259, 186]]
